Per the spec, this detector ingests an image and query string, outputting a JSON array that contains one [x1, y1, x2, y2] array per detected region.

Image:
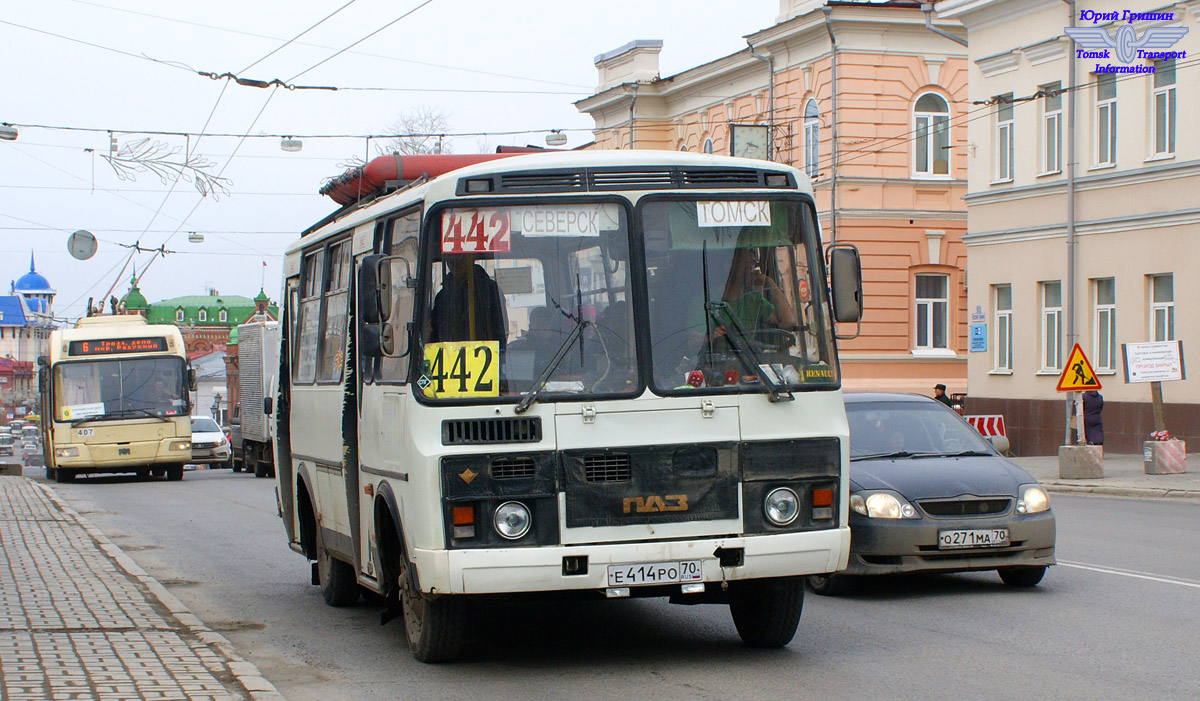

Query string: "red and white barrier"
[[1144, 439, 1186, 475], [965, 415, 1006, 439]]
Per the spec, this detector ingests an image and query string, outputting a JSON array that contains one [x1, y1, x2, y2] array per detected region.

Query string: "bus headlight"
[[168, 440, 191, 451], [493, 501, 531, 540], [764, 487, 800, 526], [54, 447, 79, 458]]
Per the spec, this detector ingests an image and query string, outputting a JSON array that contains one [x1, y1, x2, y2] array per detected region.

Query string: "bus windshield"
[[643, 197, 836, 395], [53, 357, 187, 421], [418, 200, 636, 401]]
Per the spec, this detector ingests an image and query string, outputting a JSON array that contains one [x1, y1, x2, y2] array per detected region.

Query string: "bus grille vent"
[[441, 417, 542, 445], [498, 172, 585, 191], [491, 455, 537, 479], [583, 453, 631, 483], [918, 498, 1012, 517], [589, 169, 676, 189], [680, 168, 766, 186]]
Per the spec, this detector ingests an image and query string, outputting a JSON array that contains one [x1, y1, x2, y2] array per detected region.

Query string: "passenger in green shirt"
[[709, 247, 797, 337]]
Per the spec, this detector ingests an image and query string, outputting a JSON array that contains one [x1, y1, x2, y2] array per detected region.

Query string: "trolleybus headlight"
[[764, 487, 800, 526], [168, 440, 191, 451], [493, 501, 532, 540], [54, 447, 79, 458]]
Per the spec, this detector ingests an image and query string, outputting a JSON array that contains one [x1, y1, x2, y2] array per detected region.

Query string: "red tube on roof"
[[319, 153, 521, 206]]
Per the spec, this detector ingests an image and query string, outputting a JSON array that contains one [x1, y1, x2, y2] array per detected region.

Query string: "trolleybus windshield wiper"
[[706, 301, 794, 403], [514, 318, 589, 415]]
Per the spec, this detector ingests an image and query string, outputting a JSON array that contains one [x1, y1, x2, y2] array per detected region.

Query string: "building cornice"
[[963, 207, 1200, 245], [963, 158, 1200, 203]]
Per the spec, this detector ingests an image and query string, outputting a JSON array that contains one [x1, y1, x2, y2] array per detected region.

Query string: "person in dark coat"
[[429, 253, 508, 349], [933, 383, 954, 407], [1083, 390, 1104, 448]]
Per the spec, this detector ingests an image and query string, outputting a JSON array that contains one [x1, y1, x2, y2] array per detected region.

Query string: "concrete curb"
[[32, 480, 285, 701], [1042, 481, 1200, 500]]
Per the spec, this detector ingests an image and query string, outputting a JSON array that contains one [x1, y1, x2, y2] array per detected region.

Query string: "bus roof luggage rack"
[[441, 417, 542, 445]]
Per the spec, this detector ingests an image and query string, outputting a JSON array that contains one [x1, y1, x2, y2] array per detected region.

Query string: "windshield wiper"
[[851, 450, 916, 462], [514, 318, 590, 415], [909, 450, 992, 458], [706, 302, 793, 402]]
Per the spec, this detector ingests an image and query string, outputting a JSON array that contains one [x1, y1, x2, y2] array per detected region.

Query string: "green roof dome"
[[228, 326, 238, 344], [121, 275, 149, 310]]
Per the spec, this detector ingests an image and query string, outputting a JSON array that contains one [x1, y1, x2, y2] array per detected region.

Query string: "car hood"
[[192, 431, 224, 442], [849, 455, 1034, 500]]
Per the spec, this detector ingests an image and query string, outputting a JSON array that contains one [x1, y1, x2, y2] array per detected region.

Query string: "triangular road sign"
[[1056, 343, 1102, 392]]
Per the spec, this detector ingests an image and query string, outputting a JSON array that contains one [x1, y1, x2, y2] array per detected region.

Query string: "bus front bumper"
[[52, 438, 191, 467], [414, 527, 850, 596]]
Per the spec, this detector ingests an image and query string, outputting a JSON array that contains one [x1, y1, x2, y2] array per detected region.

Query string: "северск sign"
[[1122, 340, 1186, 384]]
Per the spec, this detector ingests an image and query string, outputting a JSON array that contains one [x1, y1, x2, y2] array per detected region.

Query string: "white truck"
[[230, 320, 279, 478]]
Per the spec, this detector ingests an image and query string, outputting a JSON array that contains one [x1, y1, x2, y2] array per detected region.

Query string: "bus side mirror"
[[358, 254, 386, 324], [263, 396, 274, 416], [828, 244, 863, 336], [187, 368, 197, 392]]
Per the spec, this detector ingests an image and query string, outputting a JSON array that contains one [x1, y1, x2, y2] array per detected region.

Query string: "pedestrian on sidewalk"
[[933, 383, 954, 407], [1083, 390, 1104, 452]]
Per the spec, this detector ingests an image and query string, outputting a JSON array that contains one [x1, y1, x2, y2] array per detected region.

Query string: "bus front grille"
[[441, 417, 542, 445], [583, 453, 631, 483], [491, 455, 537, 480]]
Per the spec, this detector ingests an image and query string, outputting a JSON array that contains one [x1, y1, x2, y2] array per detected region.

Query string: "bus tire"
[[728, 577, 805, 648], [399, 554, 465, 663], [315, 525, 358, 607], [55, 469, 76, 483], [136, 468, 151, 481], [166, 465, 184, 481], [45, 467, 56, 480]]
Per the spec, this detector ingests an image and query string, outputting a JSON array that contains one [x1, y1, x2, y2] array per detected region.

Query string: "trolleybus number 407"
[[607, 561, 704, 587]]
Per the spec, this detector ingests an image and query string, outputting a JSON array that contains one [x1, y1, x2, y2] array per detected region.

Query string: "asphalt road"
[[18, 462, 1200, 700]]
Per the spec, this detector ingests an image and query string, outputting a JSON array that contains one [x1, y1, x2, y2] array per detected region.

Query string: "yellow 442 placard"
[[420, 341, 500, 398]]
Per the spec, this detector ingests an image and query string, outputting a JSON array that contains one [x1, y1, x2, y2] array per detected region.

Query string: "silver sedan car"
[[810, 393, 1056, 595]]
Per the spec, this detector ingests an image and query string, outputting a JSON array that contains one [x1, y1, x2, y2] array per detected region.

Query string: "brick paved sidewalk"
[[0, 476, 282, 701]]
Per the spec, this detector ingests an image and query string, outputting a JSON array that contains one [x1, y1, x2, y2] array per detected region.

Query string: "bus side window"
[[294, 250, 323, 385], [379, 212, 420, 383]]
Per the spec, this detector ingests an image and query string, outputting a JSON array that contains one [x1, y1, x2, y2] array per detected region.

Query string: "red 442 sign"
[[441, 209, 511, 253]]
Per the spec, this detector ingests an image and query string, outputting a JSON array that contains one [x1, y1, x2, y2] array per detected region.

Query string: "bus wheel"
[[55, 469, 76, 483], [728, 577, 805, 648], [44, 467, 57, 480], [399, 555, 465, 663], [315, 525, 358, 607], [166, 465, 184, 481], [136, 468, 151, 481]]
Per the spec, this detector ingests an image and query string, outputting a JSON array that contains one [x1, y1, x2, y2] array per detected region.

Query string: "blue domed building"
[[1, 253, 57, 417]]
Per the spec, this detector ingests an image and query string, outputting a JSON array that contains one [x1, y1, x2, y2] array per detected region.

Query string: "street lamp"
[[0, 124, 17, 141], [545, 130, 568, 147]]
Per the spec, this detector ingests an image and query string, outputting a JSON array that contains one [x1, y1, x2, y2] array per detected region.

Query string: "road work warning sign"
[[1056, 343, 1102, 392]]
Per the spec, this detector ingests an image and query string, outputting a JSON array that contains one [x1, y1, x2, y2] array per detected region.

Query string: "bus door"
[[290, 237, 354, 559], [356, 212, 420, 578]]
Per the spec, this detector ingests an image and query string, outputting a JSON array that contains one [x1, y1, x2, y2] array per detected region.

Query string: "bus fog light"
[[54, 447, 79, 458], [168, 440, 190, 451], [493, 501, 531, 540], [764, 487, 800, 526]]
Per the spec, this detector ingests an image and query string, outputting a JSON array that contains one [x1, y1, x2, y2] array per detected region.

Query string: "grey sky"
[[1, 0, 776, 321]]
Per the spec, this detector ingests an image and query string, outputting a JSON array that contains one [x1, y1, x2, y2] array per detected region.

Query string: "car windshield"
[[53, 357, 186, 421], [642, 198, 837, 395], [191, 417, 221, 433], [846, 400, 993, 459], [417, 200, 636, 403]]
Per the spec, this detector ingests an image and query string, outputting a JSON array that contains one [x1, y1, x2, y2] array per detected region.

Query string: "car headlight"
[[54, 447, 79, 458], [764, 487, 800, 526], [851, 492, 918, 519], [1017, 485, 1050, 514], [493, 501, 531, 540]]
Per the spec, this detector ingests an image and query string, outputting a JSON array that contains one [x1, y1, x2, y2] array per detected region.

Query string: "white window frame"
[[197, 309, 207, 322], [1095, 73, 1117, 166], [993, 284, 1012, 372], [803, 99, 819, 178], [218, 309, 228, 323], [1041, 82, 1062, 174], [1152, 60, 1176, 157], [702, 138, 714, 154], [995, 94, 1014, 182], [1149, 274, 1174, 342], [914, 274, 949, 351], [175, 309, 184, 322], [1040, 281, 1063, 371], [1092, 278, 1116, 373], [914, 93, 950, 178]]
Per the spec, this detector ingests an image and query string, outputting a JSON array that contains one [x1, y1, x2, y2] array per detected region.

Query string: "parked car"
[[22, 441, 43, 467], [809, 393, 1056, 595], [189, 416, 232, 469]]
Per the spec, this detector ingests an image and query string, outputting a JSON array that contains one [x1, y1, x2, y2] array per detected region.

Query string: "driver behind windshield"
[[429, 252, 508, 349], [711, 246, 798, 336]]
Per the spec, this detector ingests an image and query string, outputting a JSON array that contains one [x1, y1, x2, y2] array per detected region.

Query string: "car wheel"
[[316, 526, 359, 607], [728, 577, 805, 648], [399, 552, 465, 663], [807, 573, 853, 596], [998, 566, 1047, 588]]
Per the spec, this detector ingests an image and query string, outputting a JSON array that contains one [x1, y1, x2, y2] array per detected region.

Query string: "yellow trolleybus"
[[39, 315, 193, 481], [276, 150, 863, 661]]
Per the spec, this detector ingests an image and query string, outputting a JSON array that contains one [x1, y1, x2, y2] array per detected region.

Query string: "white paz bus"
[[276, 150, 863, 662]]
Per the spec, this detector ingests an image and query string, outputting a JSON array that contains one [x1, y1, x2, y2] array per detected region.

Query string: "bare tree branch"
[[101, 138, 232, 199]]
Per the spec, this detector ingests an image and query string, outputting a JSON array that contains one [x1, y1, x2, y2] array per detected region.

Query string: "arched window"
[[218, 309, 228, 323], [198, 308, 207, 322], [702, 138, 714, 154], [175, 309, 184, 322], [914, 93, 950, 176], [803, 99, 819, 178]]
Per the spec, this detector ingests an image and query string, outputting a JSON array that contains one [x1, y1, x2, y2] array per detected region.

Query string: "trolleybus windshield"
[[53, 356, 187, 422]]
